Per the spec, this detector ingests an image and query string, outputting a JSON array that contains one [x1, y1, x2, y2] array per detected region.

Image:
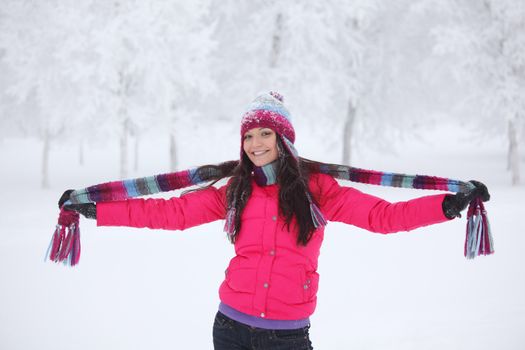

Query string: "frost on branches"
[[431, 0, 525, 185]]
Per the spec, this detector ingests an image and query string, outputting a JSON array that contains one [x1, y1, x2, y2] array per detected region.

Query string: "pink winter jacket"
[[97, 173, 449, 320]]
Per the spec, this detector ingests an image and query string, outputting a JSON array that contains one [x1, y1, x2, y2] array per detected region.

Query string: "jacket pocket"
[[303, 271, 320, 302], [267, 268, 305, 305], [226, 267, 256, 293]]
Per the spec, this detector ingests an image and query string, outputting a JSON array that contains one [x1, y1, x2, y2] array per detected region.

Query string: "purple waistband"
[[218, 302, 310, 330]]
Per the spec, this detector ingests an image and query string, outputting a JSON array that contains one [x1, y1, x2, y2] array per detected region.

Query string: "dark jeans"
[[212, 311, 313, 350]]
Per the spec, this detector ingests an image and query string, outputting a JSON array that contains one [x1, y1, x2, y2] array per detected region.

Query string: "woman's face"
[[243, 127, 279, 167]]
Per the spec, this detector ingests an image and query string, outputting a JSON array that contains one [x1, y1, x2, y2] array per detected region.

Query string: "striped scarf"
[[47, 160, 493, 266]]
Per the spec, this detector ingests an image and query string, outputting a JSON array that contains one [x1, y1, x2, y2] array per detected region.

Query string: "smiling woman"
[[56, 91, 491, 350], [243, 128, 279, 167]]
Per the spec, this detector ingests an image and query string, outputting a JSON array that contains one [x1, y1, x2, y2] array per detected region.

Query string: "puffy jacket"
[[97, 173, 449, 320]]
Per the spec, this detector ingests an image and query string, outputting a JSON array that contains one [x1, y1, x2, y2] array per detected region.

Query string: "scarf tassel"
[[464, 198, 494, 259], [45, 208, 81, 266], [224, 207, 237, 241], [310, 202, 327, 229]]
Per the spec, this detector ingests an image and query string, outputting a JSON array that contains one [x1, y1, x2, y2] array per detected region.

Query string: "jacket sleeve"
[[96, 184, 227, 231], [312, 174, 450, 234]]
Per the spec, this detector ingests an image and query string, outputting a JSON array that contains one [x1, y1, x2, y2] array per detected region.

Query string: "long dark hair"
[[187, 137, 330, 246]]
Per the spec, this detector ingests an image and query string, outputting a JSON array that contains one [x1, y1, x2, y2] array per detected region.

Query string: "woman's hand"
[[58, 189, 74, 208], [64, 203, 97, 219], [58, 189, 97, 219], [442, 180, 490, 219]]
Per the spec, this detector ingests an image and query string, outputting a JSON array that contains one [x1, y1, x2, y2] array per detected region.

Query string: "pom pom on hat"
[[240, 91, 295, 143], [269, 91, 284, 102]]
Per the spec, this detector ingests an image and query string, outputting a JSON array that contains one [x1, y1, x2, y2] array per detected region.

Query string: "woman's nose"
[[252, 135, 263, 146]]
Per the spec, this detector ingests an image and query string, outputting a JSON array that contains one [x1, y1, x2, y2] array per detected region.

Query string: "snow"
[[1, 1, 524, 348], [0, 122, 524, 350]]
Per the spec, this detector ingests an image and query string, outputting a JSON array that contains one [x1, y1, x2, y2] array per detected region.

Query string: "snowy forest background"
[[1, 0, 524, 186], [1, 1, 524, 349]]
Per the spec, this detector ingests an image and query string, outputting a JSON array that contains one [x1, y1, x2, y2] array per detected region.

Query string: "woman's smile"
[[243, 128, 279, 166]]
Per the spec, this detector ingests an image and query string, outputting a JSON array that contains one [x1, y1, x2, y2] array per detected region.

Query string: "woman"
[[59, 92, 490, 350]]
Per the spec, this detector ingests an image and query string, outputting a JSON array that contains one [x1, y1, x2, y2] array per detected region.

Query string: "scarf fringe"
[[224, 207, 237, 242], [310, 202, 327, 229], [464, 198, 494, 259], [45, 208, 81, 266]]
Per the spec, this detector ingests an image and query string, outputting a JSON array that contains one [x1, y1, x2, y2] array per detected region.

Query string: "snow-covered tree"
[[332, 0, 382, 164], [82, 0, 215, 175], [0, 49, 18, 141], [209, 1, 438, 164], [1, 0, 216, 183], [55, 0, 209, 176], [0, 0, 95, 188], [209, 1, 354, 161], [430, 0, 525, 185]]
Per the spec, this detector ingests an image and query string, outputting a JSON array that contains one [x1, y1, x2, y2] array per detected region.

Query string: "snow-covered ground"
[[1, 123, 524, 349]]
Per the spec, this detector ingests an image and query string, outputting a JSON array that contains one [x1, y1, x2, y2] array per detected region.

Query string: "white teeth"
[[253, 151, 267, 156]]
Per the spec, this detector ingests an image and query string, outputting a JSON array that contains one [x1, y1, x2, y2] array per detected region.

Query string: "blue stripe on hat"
[[248, 94, 291, 120], [251, 105, 291, 121]]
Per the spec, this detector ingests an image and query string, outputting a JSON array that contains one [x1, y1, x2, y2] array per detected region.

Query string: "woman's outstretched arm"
[[312, 174, 449, 234], [96, 185, 227, 231]]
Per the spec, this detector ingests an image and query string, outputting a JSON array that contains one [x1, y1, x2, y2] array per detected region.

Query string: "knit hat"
[[240, 91, 298, 159]]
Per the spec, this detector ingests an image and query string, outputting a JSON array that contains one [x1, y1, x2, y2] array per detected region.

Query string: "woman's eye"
[[262, 131, 272, 137], [244, 134, 252, 140]]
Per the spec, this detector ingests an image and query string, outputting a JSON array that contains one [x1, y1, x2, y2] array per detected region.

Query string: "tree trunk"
[[134, 132, 140, 172], [170, 132, 177, 171], [508, 119, 520, 185], [120, 118, 129, 179], [79, 139, 84, 166], [269, 13, 283, 68], [342, 98, 357, 165], [41, 128, 50, 189]]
